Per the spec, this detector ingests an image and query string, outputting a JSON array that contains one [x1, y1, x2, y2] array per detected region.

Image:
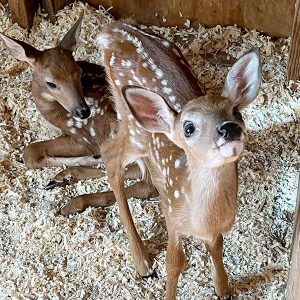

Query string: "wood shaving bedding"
[[0, 1, 299, 299]]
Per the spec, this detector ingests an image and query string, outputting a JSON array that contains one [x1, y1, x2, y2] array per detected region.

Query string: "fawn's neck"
[[187, 155, 238, 202], [182, 155, 238, 237]]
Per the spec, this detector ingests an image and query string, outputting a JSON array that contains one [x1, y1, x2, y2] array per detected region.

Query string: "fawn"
[[0, 16, 157, 212], [93, 21, 262, 299]]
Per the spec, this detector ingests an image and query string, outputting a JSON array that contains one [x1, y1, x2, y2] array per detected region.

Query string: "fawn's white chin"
[[219, 140, 244, 158]]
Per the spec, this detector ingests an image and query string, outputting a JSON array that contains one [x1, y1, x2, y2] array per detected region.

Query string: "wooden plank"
[[88, 0, 294, 37], [287, 0, 300, 81], [51, 0, 73, 12], [8, 0, 40, 29], [46, 0, 294, 37], [286, 173, 300, 300], [42, 0, 57, 23]]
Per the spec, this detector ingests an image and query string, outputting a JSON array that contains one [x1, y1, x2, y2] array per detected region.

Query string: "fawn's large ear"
[[0, 33, 40, 66], [122, 86, 176, 134], [222, 49, 262, 109], [59, 13, 83, 51]]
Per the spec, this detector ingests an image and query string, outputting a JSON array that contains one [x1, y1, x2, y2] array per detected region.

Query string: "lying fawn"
[[95, 21, 261, 299], [1, 16, 157, 212]]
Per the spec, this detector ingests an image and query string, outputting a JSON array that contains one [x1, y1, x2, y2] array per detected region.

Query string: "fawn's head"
[[123, 50, 261, 168], [0, 14, 90, 119]]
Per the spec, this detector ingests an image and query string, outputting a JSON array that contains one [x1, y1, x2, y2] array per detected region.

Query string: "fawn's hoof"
[[45, 180, 61, 190], [59, 203, 82, 216], [142, 269, 158, 280]]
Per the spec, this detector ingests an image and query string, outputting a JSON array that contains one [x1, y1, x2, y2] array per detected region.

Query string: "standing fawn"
[[95, 21, 261, 299], [0, 16, 157, 212]]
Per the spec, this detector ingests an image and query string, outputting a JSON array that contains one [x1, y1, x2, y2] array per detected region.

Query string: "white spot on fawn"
[[136, 47, 143, 54], [163, 87, 172, 94], [162, 168, 167, 177], [174, 190, 180, 199], [114, 80, 121, 86], [175, 159, 181, 168], [89, 127, 96, 137], [150, 63, 157, 71], [67, 119, 74, 127], [121, 60, 132, 67], [129, 129, 136, 136], [155, 68, 164, 79], [169, 95, 176, 102], [95, 33, 111, 48], [75, 121, 83, 128], [110, 52, 116, 66], [162, 40, 170, 47], [174, 103, 181, 112]]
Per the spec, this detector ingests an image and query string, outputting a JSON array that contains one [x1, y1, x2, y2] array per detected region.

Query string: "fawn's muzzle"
[[217, 122, 242, 141], [74, 105, 91, 119]]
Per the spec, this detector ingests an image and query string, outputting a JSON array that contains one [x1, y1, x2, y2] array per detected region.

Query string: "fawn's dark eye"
[[233, 106, 243, 121], [184, 121, 196, 137], [46, 81, 57, 89]]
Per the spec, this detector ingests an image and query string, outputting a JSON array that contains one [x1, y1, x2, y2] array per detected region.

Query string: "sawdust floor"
[[0, 2, 299, 299]]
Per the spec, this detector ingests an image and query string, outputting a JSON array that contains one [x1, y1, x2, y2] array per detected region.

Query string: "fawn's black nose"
[[217, 122, 242, 140], [75, 106, 90, 119]]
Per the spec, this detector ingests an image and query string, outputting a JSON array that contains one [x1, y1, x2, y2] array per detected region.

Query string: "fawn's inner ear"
[[122, 86, 175, 134], [222, 49, 261, 109], [0, 33, 40, 66]]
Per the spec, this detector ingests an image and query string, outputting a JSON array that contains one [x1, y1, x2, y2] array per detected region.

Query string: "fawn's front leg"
[[23, 135, 100, 168], [46, 161, 144, 189], [205, 234, 232, 299], [100, 136, 154, 277], [45, 166, 106, 190], [60, 177, 158, 215], [165, 231, 185, 300]]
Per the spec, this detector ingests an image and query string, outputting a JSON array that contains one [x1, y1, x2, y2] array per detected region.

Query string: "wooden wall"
[[287, 0, 300, 80], [50, 0, 295, 37], [286, 174, 300, 300]]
